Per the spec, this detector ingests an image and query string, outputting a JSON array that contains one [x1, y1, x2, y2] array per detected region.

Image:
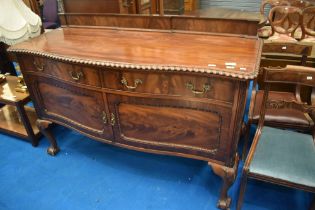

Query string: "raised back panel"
[[60, 14, 172, 30], [59, 14, 259, 36], [62, 0, 121, 13]]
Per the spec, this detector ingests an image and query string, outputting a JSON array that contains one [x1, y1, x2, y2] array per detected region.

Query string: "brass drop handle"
[[185, 82, 211, 95], [121, 77, 142, 90], [33, 60, 44, 71], [69, 70, 84, 81], [102, 111, 108, 124], [110, 113, 116, 126]]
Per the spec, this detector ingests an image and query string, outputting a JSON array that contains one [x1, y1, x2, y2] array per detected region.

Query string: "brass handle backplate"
[[69, 70, 84, 81], [121, 77, 142, 90], [110, 113, 116, 126], [33, 61, 45, 71], [185, 82, 211, 95], [102, 111, 108, 124]]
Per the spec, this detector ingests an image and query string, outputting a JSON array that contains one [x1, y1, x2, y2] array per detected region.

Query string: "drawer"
[[102, 70, 236, 103], [20, 55, 101, 87]]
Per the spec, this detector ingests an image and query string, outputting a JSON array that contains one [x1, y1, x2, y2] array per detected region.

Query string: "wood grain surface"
[[9, 28, 261, 79]]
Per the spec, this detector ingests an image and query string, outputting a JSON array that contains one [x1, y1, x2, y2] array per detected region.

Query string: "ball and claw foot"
[[37, 119, 59, 156], [217, 198, 231, 210], [209, 155, 239, 210], [47, 146, 60, 156]]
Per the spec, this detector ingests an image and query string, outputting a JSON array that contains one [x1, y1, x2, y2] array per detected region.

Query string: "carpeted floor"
[[0, 124, 313, 210]]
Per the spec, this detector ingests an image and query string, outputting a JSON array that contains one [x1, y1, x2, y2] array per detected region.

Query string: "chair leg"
[[242, 122, 251, 161], [209, 155, 239, 210], [237, 170, 249, 210]]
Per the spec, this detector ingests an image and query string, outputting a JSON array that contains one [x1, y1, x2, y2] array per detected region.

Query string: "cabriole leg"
[[209, 155, 239, 210], [36, 119, 59, 156]]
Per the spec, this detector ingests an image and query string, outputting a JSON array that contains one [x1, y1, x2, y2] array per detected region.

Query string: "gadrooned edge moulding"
[[8, 48, 261, 80]]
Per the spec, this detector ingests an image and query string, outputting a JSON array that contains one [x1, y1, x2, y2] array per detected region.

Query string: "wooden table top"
[[9, 27, 262, 79], [0, 76, 30, 104]]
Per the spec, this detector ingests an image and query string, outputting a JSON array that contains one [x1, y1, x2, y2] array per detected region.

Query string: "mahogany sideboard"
[[9, 25, 262, 209]]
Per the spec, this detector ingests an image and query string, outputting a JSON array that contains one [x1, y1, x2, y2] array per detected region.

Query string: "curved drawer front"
[[102, 70, 235, 103], [20, 55, 101, 87]]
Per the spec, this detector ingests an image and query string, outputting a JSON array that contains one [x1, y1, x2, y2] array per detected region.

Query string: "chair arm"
[[295, 85, 302, 103], [243, 122, 263, 170]]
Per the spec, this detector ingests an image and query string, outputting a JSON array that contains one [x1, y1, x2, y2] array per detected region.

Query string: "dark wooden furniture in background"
[[237, 65, 315, 210], [0, 42, 16, 75], [164, 0, 184, 15], [23, 0, 41, 16], [0, 76, 41, 146], [9, 15, 262, 209], [184, 0, 199, 13]]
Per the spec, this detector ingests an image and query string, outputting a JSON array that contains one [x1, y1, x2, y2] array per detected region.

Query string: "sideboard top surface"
[[9, 27, 262, 79]]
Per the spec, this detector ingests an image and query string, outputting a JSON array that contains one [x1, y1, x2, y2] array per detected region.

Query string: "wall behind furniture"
[[200, 0, 261, 12]]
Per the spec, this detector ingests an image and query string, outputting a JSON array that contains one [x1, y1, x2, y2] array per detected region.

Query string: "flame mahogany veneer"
[[9, 24, 262, 210]]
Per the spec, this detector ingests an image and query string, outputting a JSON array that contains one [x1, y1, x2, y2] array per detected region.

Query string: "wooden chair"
[[237, 65, 315, 210], [301, 6, 315, 42], [258, 0, 290, 38], [268, 5, 303, 42], [258, 0, 313, 38], [242, 42, 314, 161]]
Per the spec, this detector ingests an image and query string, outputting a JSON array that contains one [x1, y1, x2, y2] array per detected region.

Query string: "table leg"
[[208, 155, 239, 210], [36, 119, 59, 156], [16, 104, 38, 146]]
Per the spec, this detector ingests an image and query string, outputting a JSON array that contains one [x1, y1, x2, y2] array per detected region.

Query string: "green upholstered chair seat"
[[250, 126, 315, 188]]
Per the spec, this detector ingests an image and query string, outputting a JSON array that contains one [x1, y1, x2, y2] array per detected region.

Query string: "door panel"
[[108, 94, 232, 160], [27, 76, 113, 140]]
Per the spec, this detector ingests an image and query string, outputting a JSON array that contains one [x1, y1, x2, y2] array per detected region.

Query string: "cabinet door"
[[107, 94, 233, 161], [26, 75, 113, 141]]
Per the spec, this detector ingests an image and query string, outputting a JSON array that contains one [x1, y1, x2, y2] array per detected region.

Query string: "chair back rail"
[[260, 42, 313, 101], [264, 65, 315, 86], [259, 1, 314, 40]]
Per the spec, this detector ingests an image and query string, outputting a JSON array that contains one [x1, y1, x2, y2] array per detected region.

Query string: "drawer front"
[[107, 94, 233, 161], [168, 74, 235, 103], [25, 75, 113, 139], [20, 55, 101, 87], [102, 70, 235, 103]]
